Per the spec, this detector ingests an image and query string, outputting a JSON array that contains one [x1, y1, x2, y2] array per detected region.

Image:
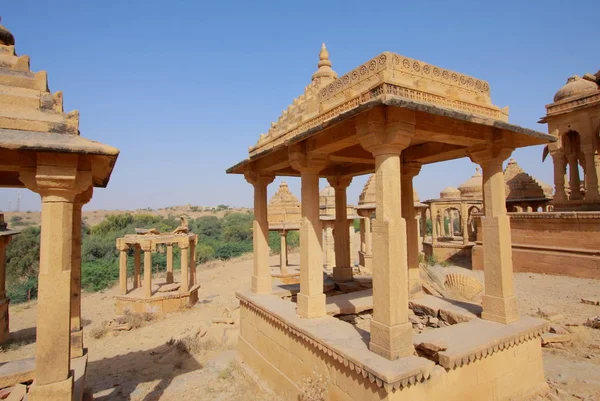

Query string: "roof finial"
[[312, 42, 337, 86], [0, 17, 15, 46]]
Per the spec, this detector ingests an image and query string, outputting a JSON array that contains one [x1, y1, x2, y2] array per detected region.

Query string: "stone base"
[[0, 298, 9, 345], [271, 269, 300, 285], [28, 375, 73, 401], [115, 283, 200, 315], [332, 266, 353, 282], [237, 291, 549, 401], [423, 241, 473, 265], [358, 251, 372, 274]]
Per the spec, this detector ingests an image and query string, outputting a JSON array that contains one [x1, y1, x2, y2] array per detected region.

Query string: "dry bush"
[[175, 334, 222, 355], [115, 310, 155, 329], [299, 371, 328, 401], [90, 324, 108, 339]]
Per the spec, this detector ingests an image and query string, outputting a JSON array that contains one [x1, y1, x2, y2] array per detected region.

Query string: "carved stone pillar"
[[401, 161, 422, 299], [190, 237, 197, 286], [461, 203, 469, 245], [290, 147, 327, 318], [141, 240, 152, 298], [0, 236, 10, 344], [280, 231, 288, 273], [166, 244, 174, 284], [19, 153, 93, 400], [327, 176, 353, 282], [180, 241, 189, 292], [582, 139, 600, 201], [431, 205, 439, 246], [364, 216, 372, 258], [323, 222, 335, 269], [70, 186, 92, 358], [568, 155, 583, 200], [133, 245, 141, 289], [244, 172, 275, 294], [469, 145, 519, 324], [117, 241, 128, 295], [358, 107, 415, 360]]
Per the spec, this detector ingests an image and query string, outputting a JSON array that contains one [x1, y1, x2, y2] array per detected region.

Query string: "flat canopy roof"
[[227, 50, 554, 177], [0, 128, 119, 188]]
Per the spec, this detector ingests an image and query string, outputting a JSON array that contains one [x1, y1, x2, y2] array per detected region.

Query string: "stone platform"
[[423, 240, 473, 265], [115, 282, 200, 315], [237, 291, 549, 401], [271, 268, 300, 285]]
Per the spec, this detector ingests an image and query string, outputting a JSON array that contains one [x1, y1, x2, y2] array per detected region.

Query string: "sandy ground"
[[1, 254, 599, 400]]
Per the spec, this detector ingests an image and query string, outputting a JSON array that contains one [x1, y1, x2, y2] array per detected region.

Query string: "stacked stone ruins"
[[0, 23, 119, 401], [228, 44, 553, 400], [114, 220, 199, 315]]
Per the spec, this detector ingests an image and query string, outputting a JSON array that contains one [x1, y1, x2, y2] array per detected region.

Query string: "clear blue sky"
[[1, 0, 598, 212]]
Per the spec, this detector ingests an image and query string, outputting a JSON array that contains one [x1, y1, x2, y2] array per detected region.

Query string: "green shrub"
[[7, 277, 38, 303], [81, 260, 120, 292], [196, 244, 215, 263]]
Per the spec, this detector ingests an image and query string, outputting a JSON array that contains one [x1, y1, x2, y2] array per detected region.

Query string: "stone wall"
[[238, 296, 547, 401], [472, 212, 600, 278]]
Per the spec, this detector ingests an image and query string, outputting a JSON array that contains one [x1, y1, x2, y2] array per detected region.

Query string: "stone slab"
[[237, 290, 434, 387], [413, 316, 548, 369], [72, 351, 88, 401], [271, 279, 335, 297], [326, 289, 373, 315], [410, 295, 481, 324], [0, 358, 35, 389]]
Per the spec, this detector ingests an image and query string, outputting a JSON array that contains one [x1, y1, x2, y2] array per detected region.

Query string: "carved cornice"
[[238, 295, 433, 392], [249, 50, 508, 157], [545, 91, 600, 117]]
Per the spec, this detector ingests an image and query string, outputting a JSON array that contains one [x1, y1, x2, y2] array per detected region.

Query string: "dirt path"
[[1, 258, 599, 400]]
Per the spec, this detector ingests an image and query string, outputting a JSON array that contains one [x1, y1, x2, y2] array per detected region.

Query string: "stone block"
[[28, 375, 73, 401]]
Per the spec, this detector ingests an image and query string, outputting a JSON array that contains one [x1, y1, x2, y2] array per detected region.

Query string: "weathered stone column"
[[431, 205, 439, 246], [349, 223, 356, 267], [166, 244, 174, 284], [71, 187, 93, 358], [190, 237, 197, 286], [469, 146, 519, 324], [401, 162, 422, 299], [323, 222, 335, 269], [359, 218, 366, 253], [20, 153, 92, 400], [582, 139, 599, 201], [133, 245, 141, 289], [290, 147, 327, 318], [364, 216, 372, 258], [328, 176, 353, 282], [141, 241, 152, 298], [0, 236, 9, 345], [358, 107, 415, 359], [117, 241, 128, 295], [568, 154, 583, 200], [180, 242, 189, 292], [280, 231, 288, 273], [244, 172, 275, 294], [461, 203, 469, 245], [0, 237, 7, 300]]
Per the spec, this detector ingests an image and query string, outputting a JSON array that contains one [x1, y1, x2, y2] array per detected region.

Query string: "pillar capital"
[[74, 185, 93, 206], [139, 240, 152, 252], [19, 153, 93, 202], [116, 239, 129, 252], [357, 107, 415, 156], [289, 145, 328, 174], [244, 171, 275, 188], [467, 144, 513, 166], [401, 161, 422, 179], [326, 175, 352, 190], [178, 240, 190, 249]]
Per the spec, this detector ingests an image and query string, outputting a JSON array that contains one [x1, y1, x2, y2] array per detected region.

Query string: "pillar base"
[[251, 275, 272, 295], [296, 293, 326, 319], [369, 320, 414, 360], [332, 266, 353, 282], [408, 269, 423, 299], [70, 329, 84, 358], [482, 294, 519, 324], [166, 272, 174, 284], [28, 375, 73, 401]]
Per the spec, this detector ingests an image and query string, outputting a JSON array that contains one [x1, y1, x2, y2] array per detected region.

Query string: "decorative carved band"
[[546, 93, 600, 116], [251, 83, 505, 157], [239, 297, 431, 392]]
